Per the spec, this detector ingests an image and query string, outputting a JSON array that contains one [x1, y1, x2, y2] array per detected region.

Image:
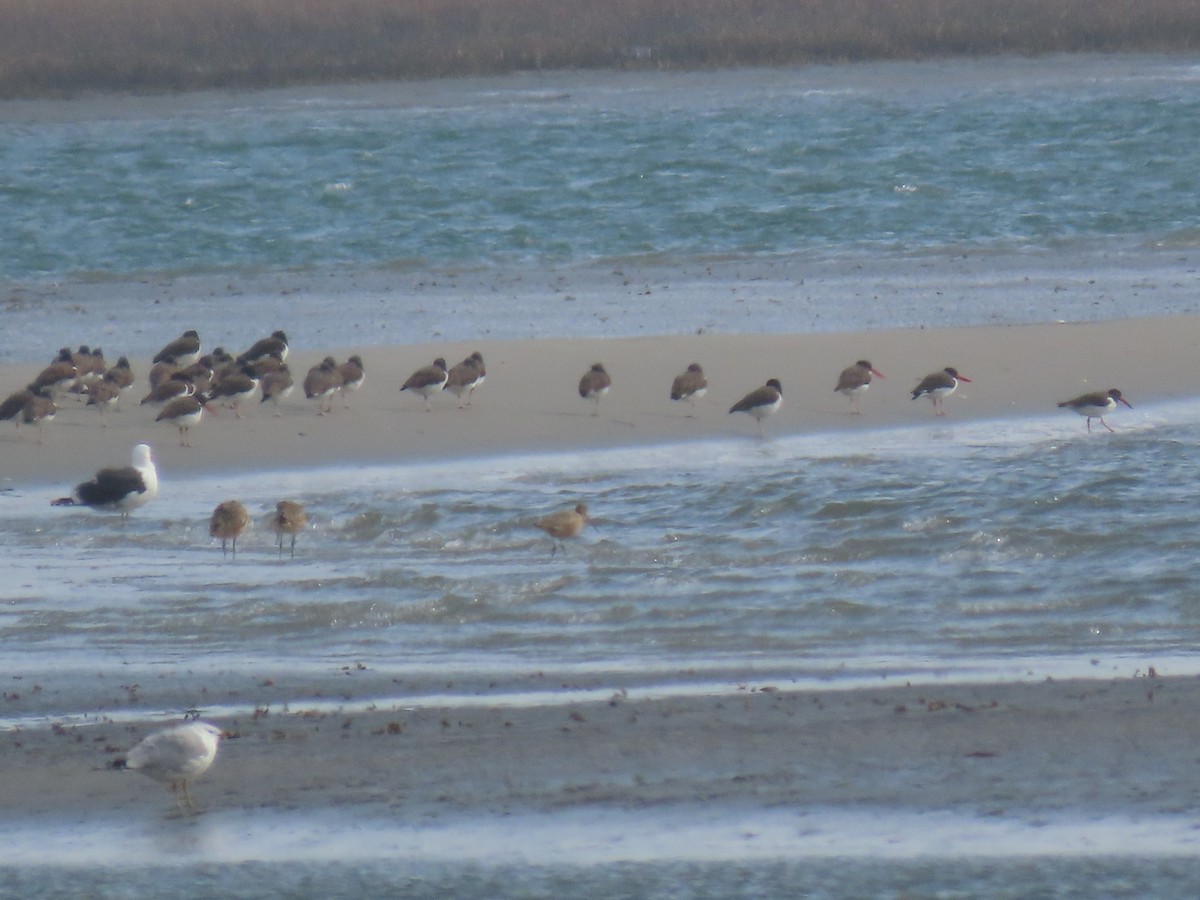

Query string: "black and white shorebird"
[[729, 378, 783, 438], [121, 720, 224, 809], [303, 357, 343, 415], [401, 357, 449, 412], [444, 352, 484, 408], [578, 363, 611, 416], [834, 360, 886, 414], [911, 367, 971, 416], [238, 330, 289, 365], [51, 443, 158, 517], [209, 500, 251, 559], [156, 393, 213, 447], [209, 363, 260, 418], [670, 363, 707, 417], [140, 372, 195, 407], [1058, 388, 1133, 433], [154, 330, 202, 368]]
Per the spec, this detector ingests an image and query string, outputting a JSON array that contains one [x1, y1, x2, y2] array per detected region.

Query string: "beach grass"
[[1, 0, 1199, 98]]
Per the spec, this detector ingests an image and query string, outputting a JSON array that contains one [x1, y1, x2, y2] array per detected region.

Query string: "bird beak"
[[956, 375, 972, 383], [1119, 397, 1133, 409], [871, 368, 886, 379]]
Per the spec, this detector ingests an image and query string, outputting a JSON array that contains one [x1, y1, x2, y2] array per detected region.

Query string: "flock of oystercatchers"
[[5, 328, 1134, 562]]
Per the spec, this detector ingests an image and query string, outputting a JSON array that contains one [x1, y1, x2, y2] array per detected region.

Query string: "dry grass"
[[1, 0, 1199, 97]]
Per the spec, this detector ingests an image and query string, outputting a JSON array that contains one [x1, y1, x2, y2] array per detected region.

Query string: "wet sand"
[[0, 670, 1190, 823], [3, 314, 1199, 488]]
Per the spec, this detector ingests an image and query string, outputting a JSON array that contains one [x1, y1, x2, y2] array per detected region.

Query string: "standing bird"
[[303, 357, 343, 415], [578, 363, 611, 416], [86, 380, 123, 425], [31, 348, 77, 396], [157, 393, 213, 447], [0, 386, 34, 430], [337, 355, 366, 407], [122, 720, 224, 809], [729, 378, 783, 438], [534, 502, 590, 558], [103, 356, 136, 395], [401, 357, 449, 412], [20, 387, 57, 442], [834, 360, 886, 414], [272, 500, 308, 559], [1058, 388, 1133, 433], [140, 372, 194, 407], [670, 363, 707, 417], [209, 500, 250, 559], [444, 352, 484, 408], [259, 366, 295, 416], [911, 367, 971, 416], [51, 444, 158, 517], [209, 363, 260, 418], [154, 330, 202, 368], [238, 330, 289, 365]]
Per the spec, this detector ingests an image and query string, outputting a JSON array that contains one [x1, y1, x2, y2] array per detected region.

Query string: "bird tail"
[[50, 497, 78, 507]]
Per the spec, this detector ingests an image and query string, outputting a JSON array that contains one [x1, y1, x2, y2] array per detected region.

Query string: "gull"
[[52, 444, 158, 518], [124, 720, 224, 809]]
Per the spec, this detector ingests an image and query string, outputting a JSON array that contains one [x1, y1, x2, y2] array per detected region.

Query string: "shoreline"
[[3, 315, 1199, 488], [1, 672, 1195, 842]]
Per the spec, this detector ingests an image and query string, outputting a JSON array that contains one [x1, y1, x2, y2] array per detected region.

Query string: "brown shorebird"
[[86, 380, 122, 425], [401, 358, 448, 412], [20, 387, 56, 442], [670, 363, 707, 417], [209, 500, 251, 559], [729, 378, 782, 438], [835, 360, 886, 414], [32, 348, 77, 396], [578, 363, 611, 416], [444, 352, 484, 408], [534, 502, 590, 558], [259, 366, 294, 416], [911, 367, 971, 416], [1058, 388, 1133, 433], [272, 500, 308, 558], [303, 357, 344, 415], [51, 444, 158, 518], [337, 355, 366, 407], [103, 356, 136, 394], [154, 330, 201, 368], [0, 386, 34, 430]]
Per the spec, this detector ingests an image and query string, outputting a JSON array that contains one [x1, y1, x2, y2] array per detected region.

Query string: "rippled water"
[[5, 408, 1198, 718], [5, 55, 1200, 281]]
